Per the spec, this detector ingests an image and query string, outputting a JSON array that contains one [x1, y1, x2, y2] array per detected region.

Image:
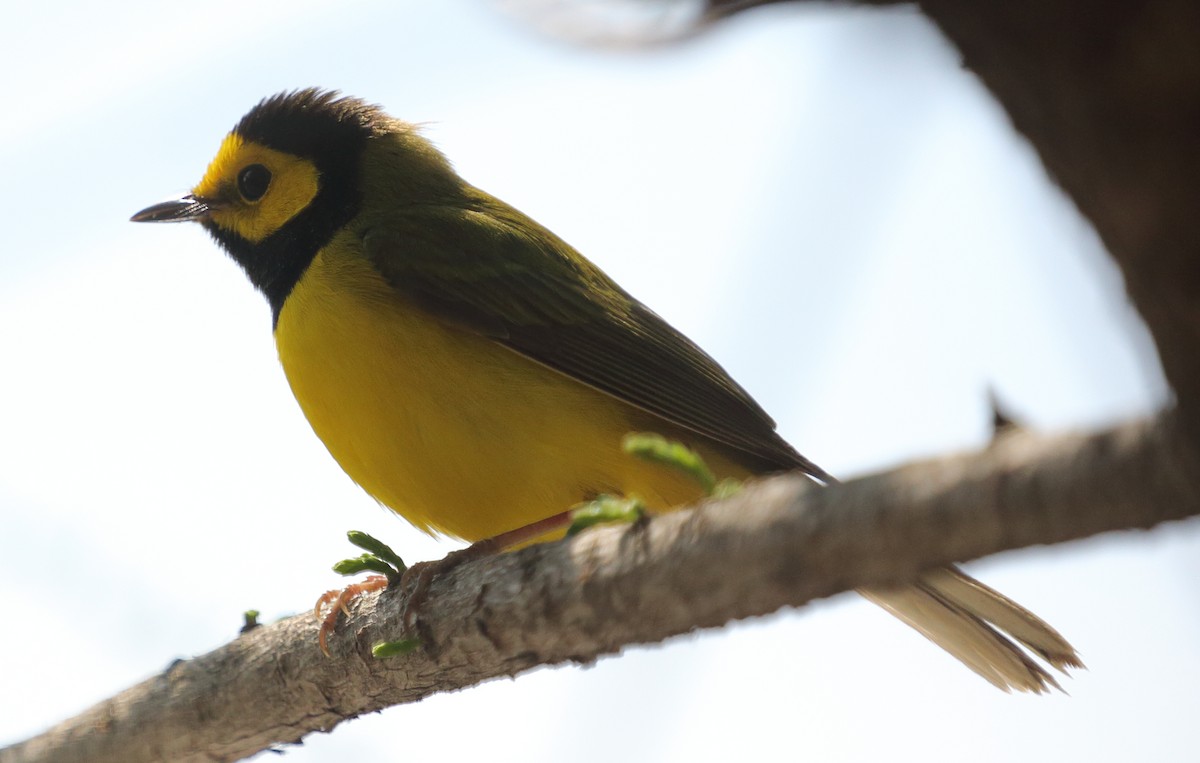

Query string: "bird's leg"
[[314, 511, 575, 653], [399, 510, 574, 628], [314, 575, 390, 656]]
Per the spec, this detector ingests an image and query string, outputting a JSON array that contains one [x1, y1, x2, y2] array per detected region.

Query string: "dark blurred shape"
[[988, 388, 1023, 440], [499, 0, 1200, 449]]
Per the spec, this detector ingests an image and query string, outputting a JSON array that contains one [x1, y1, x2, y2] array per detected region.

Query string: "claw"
[[314, 574, 389, 656], [314, 513, 574, 655]]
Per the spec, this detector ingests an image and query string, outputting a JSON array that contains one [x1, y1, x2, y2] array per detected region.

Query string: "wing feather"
[[362, 200, 830, 482]]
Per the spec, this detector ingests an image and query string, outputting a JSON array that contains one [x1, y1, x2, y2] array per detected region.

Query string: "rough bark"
[[4, 414, 1197, 763]]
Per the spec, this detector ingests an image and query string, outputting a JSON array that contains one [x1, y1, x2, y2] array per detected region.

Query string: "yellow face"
[[193, 133, 321, 242]]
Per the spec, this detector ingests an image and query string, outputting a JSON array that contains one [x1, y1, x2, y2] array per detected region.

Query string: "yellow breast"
[[274, 239, 738, 542]]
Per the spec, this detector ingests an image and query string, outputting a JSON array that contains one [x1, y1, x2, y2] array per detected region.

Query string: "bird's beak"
[[130, 194, 219, 223]]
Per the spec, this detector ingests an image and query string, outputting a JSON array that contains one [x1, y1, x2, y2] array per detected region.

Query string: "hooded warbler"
[[132, 89, 1080, 691]]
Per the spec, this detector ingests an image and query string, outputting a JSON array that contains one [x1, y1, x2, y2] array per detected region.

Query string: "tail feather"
[[860, 566, 1082, 693], [919, 567, 1084, 672]]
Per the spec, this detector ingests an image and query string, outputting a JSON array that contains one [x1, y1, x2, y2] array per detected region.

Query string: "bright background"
[[2, 1, 1198, 761]]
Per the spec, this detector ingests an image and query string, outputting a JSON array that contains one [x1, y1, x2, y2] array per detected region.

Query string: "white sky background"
[[2, 1, 1198, 760]]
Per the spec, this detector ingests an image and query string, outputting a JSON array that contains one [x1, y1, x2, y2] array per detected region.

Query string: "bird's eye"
[[236, 164, 271, 202]]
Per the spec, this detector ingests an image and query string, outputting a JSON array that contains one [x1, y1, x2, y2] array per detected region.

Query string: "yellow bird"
[[133, 89, 1080, 691]]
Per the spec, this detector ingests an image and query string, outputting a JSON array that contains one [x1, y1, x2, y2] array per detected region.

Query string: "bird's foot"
[[315, 531, 408, 656], [314, 574, 390, 656]]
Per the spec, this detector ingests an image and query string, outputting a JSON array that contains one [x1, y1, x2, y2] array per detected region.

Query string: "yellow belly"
[[274, 242, 749, 542]]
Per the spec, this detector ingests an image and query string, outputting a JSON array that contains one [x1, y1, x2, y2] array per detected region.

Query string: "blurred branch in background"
[[5, 414, 1196, 763], [505, 0, 1200, 436]]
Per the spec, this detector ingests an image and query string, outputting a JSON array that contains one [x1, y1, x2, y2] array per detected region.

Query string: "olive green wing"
[[362, 201, 831, 482]]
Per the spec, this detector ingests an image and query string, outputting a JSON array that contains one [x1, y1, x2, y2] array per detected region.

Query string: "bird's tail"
[[859, 566, 1084, 693]]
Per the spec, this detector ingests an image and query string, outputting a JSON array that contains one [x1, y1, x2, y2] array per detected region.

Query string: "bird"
[[132, 88, 1081, 691]]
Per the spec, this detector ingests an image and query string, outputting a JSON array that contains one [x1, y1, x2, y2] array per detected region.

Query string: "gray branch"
[[5, 412, 1197, 763]]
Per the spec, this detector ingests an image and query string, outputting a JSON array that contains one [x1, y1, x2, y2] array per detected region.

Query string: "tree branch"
[[6, 412, 1197, 763], [915, 0, 1200, 438], [10, 4, 1198, 761], [702, 0, 1200, 435]]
